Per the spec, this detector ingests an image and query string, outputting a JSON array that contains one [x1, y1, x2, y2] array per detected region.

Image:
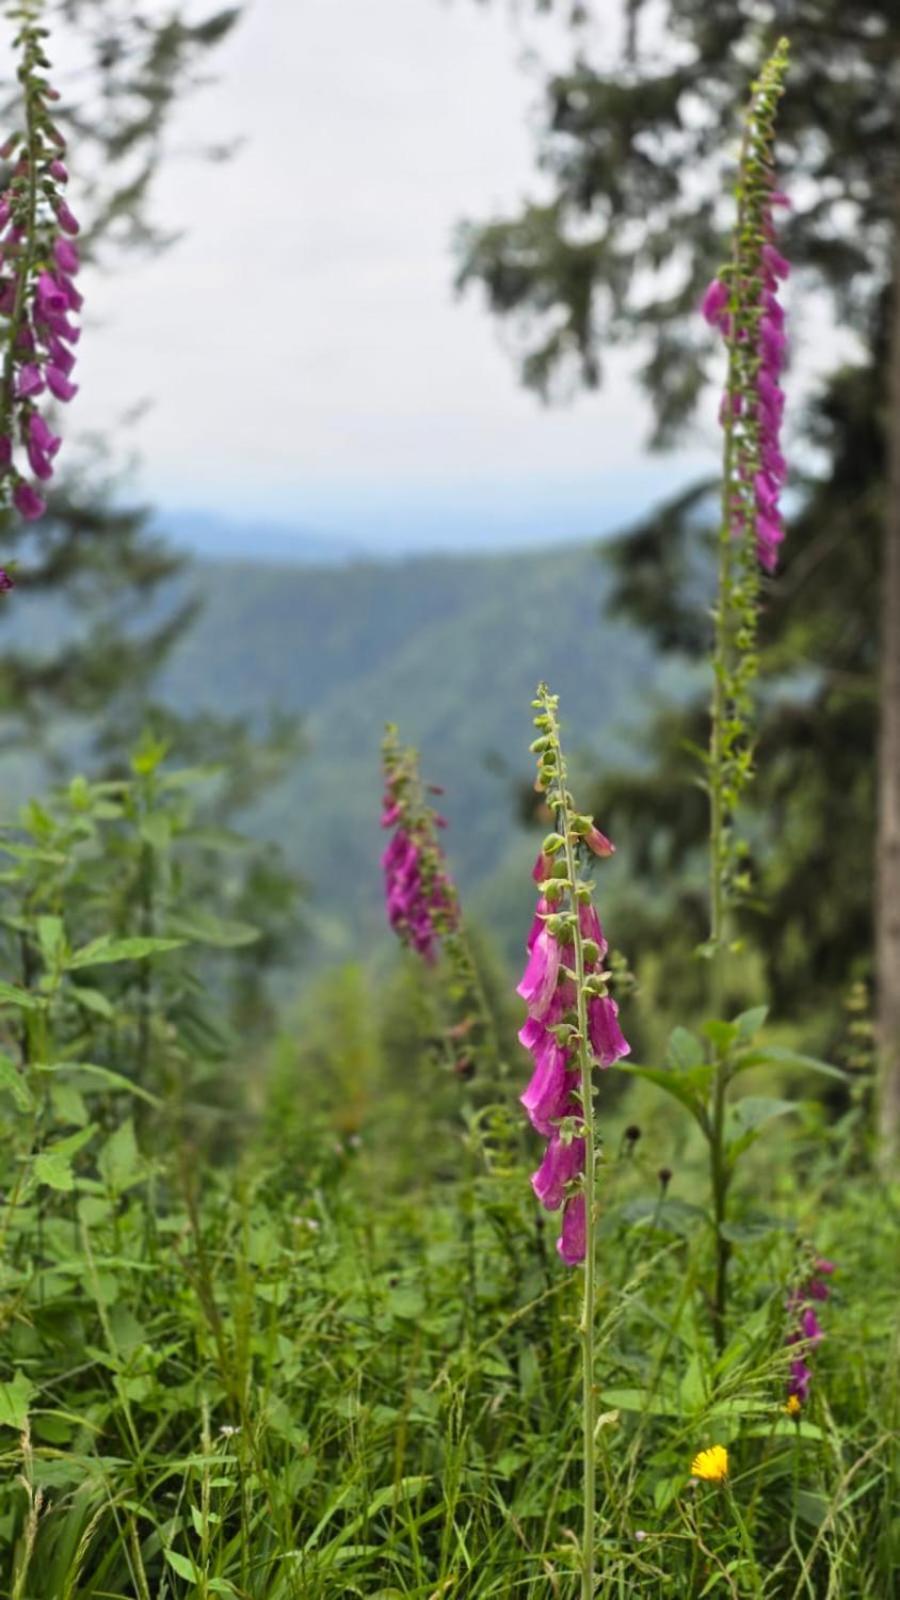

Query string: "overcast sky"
[[66, 0, 830, 555]]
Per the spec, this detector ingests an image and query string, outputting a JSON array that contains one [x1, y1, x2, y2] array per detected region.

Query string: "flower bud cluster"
[[702, 38, 790, 573], [381, 726, 458, 965], [0, 5, 82, 539], [517, 688, 629, 1265]]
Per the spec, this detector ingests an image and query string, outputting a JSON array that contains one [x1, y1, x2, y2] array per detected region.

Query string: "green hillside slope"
[[160, 542, 672, 960]]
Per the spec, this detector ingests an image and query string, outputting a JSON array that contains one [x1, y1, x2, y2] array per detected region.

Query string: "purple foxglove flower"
[[26, 439, 53, 481], [800, 1307, 824, 1345], [587, 995, 630, 1066], [557, 1193, 586, 1265], [520, 1035, 574, 1135], [787, 1358, 811, 1402], [13, 480, 45, 519], [46, 364, 78, 402], [585, 824, 615, 858], [49, 159, 69, 183], [578, 901, 608, 957], [56, 201, 80, 235], [0, 198, 9, 231], [16, 363, 44, 398], [762, 242, 790, 280], [0, 278, 16, 316], [36, 269, 68, 317], [47, 336, 75, 376], [701, 277, 730, 327], [532, 849, 553, 884], [527, 896, 550, 952], [517, 927, 561, 1018], [0, 569, 13, 591], [531, 1134, 585, 1210], [52, 238, 79, 276]]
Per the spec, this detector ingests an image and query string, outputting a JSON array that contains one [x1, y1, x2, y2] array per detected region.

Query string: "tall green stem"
[[543, 698, 597, 1600]]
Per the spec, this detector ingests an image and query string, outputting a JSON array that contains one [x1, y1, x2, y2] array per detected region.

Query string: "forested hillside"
[[160, 540, 672, 960]]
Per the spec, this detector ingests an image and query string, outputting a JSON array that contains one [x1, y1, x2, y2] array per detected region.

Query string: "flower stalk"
[[519, 684, 628, 1600], [702, 39, 790, 1349]]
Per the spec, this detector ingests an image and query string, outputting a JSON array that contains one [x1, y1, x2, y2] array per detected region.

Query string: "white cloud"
[[66, 0, 695, 543]]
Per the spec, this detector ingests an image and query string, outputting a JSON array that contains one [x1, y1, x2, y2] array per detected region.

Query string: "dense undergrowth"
[[0, 757, 896, 1598]]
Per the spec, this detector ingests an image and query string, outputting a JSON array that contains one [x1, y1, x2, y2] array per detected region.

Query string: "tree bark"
[[876, 208, 900, 1163]]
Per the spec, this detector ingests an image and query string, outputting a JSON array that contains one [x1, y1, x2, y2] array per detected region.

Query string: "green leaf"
[[139, 814, 171, 851], [598, 1388, 680, 1417], [97, 1119, 145, 1194], [33, 1151, 75, 1191], [164, 1549, 200, 1581], [729, 1096, 798, 1134], [164, 910, 259, 948], [37, 915, 66, 968], [35, 1061, 160, 1108], [70, 986, 115, 1020], [69, 935, 185, 969], [0, 981, 38, 1011], [616, 1064, 708, 1131], [667, 1027, 705, 1071], [702, 1019, 739, 1051], [0, 1053, 34, 1111], [733, 1045, 848, 1083], [736, 1005, 769, 1042], [0, 1369, 34, 1429], [49, 1082, 88, 1127]]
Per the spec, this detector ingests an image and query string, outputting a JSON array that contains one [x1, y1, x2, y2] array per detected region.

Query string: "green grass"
[[2, 1065, 897, 1600]]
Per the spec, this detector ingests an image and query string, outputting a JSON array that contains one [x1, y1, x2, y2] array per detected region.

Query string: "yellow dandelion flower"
[[784, 1394, 802, 1417], [691, 1444, 729, 1481]]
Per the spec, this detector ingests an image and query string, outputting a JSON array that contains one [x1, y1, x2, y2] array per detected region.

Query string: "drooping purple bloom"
[[56, 200, 79, 235], [46, 364, 78, 402], [557, 1193, 587, 1265], [587, 995, 631, 1067], [517, 927, 562, 1018], [531, 1134, 585, 1211], [13, 480, 45, 520], [701, 277, 730, 329], [16, 363, 44, 398]]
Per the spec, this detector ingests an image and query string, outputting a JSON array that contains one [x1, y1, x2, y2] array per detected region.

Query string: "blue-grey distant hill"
[[158, 543, 678, 961]]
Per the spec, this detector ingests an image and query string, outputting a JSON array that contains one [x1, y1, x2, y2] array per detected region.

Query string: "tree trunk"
[[876, 213, 900, 1163]]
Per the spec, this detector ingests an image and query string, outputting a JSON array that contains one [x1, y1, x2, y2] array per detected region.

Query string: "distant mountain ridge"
[[159, 542, 673, 962]]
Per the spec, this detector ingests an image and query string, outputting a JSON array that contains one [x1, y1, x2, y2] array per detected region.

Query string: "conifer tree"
[[460, 0, 900, 1151]]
